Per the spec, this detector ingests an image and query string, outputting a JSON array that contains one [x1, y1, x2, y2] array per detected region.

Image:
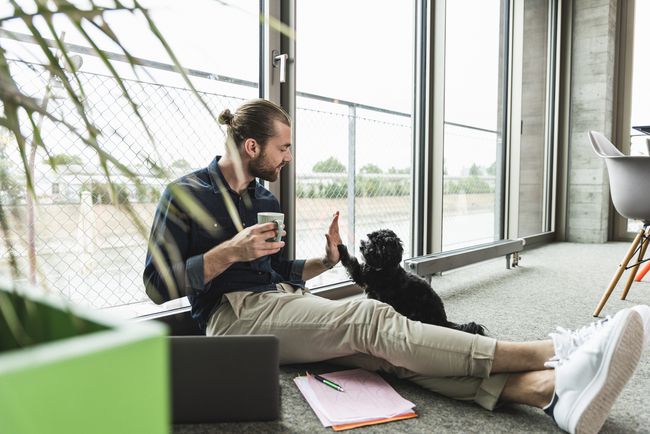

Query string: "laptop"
[[169, 335, 280, 423], [632, 125, 650, 135]]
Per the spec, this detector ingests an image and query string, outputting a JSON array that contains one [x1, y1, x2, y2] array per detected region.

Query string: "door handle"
[[272, 50, 289, 83]]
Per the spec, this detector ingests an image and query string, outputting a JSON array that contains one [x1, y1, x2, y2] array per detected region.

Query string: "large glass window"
[[295, 0, 416, 287], [0, 1, 260, 313], [442, 0, 507, 250]]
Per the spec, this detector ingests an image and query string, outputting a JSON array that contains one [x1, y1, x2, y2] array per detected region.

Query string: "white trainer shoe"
[[544, 308, 644, 434], [545, 305, 650, 368]]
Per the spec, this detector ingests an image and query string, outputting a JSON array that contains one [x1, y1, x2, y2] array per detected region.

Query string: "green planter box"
[[0, 283, 169, 434]]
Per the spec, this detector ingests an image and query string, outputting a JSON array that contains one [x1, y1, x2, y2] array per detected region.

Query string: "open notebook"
[[294, 368, 417, 431]]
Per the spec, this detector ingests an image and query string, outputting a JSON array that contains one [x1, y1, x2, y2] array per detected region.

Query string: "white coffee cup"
[[257, 212, 284, 242]]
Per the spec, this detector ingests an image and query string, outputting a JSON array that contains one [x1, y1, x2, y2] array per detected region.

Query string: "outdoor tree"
[[313, 157, 346, 173], [360, 163, 382, 174], [469, 163, 483, 177], [44, 153, 83, 167], [388, 166, 410, 174], [0, 135, 23, 205], [487, 161, 496, 176]]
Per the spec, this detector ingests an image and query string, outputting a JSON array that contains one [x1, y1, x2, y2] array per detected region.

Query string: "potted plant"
[[0, 279, 169, 433]]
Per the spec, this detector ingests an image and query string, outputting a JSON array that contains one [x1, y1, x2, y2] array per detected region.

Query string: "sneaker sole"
[[571, 311, 643, 434]]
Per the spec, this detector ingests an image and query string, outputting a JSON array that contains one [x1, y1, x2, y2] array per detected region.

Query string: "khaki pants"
[[206, 284, 509, 410]]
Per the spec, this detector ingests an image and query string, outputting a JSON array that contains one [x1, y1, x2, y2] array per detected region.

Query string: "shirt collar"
[[208, 156, 260, 197]]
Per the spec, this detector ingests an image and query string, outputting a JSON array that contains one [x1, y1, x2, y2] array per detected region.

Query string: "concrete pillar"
[[567, 0, 618, 242]]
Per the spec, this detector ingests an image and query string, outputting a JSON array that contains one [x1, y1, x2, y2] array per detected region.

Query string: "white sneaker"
[[545, 305, 650, 368], [544, 308, 644, 434]]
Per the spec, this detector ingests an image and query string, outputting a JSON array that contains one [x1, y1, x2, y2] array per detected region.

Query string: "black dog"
[[337, 229, 486, 335]]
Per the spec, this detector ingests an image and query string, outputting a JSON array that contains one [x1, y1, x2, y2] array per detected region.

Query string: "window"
[[0, 1, 260, 313], [295, 0, 416, 288], [441, 0, 508, 250]]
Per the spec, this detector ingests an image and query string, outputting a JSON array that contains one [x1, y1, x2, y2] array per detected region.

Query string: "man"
[[144, 99, 646, 433]]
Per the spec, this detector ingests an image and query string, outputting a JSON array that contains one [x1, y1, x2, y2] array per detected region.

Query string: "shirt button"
[[258, 272, 263, 275]]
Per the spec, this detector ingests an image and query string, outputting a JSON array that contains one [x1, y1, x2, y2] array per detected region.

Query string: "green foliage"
[[171, 159, 191, 171], [444, 176, 493, 194], [487, 161, 497, 176], [0, 162, 24, 205], [388, 166, 410, 174], [469, 163, 483, 176], [313, 157, 346, 173], [44, 154, 82, 167], [136, 185, 162, 203], [81, 181, 130, 204], [296, 176, 410, 198], [360, 164, 382, 174]]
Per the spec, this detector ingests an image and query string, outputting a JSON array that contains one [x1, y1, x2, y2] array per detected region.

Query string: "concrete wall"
[[566, 0, 618, 242]]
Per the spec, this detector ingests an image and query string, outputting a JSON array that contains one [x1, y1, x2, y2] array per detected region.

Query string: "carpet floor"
[[175, 241, 650, 433]]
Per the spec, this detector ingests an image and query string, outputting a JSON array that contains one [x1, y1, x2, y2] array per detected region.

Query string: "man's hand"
[[203, 222, 284, 284], [323, 211, 342, 268], [228, 222, 286, 262]]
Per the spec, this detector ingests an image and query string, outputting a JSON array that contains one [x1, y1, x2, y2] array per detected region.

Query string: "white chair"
[[589, 131, 650, 316]]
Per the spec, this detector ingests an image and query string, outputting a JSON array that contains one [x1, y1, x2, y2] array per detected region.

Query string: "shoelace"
[[544, 317, 611, 368]]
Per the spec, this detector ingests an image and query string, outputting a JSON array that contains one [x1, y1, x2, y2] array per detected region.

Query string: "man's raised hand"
[[323, 211, 342, 268]]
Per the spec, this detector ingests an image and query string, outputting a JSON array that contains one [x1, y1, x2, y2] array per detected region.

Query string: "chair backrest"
[[588, 131, 650, 224], [588, 131, 624, 157]]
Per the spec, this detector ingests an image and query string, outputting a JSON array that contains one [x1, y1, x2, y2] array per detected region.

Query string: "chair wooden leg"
[[593, 228, 645, 317], [621, 226, 650, 300]]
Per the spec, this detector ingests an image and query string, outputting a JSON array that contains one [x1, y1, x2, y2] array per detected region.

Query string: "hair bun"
[[218, 109, 234, 126]]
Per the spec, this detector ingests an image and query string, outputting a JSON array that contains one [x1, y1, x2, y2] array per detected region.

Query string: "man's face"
[[249, 120, 292, 182]]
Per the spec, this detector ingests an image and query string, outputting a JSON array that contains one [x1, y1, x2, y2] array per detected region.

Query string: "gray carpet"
[[175, 242, 650, 433]]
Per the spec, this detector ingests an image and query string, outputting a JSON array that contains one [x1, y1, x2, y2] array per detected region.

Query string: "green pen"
[[307, 371, 345, 392]]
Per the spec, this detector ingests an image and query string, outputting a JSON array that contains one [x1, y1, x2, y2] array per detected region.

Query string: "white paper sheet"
[[293, 369, 415, 426]]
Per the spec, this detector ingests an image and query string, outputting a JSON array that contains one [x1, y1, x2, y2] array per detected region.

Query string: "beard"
[[249, 150, 284, 182]]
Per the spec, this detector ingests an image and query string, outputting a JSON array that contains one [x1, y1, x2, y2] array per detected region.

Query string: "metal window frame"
[[555, 0, 572, 241], [412, 0, 433, 257], [278, 0, 564, 300], [263, 0, 297, 260], [508, 0, 560, 239], [435, 0, 511, 247], [612, 0, 636, 241]]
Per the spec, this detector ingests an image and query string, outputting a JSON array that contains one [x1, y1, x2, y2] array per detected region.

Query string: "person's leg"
[[207, 289, 499, 378], [491, 340, 555, 373], [327, 351, 554, 411], [326, 352, 510, 411], [499, 370, 555, 408]]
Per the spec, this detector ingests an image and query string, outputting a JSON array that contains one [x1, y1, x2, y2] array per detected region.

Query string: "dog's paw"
[[337, 244, 351, 264]]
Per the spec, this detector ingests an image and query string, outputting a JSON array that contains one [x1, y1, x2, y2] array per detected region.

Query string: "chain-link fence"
[[1, 56, 251, 309], [0, 49, 418, 308], [294, 101, 413, 266], [1, 41, 497, 308]]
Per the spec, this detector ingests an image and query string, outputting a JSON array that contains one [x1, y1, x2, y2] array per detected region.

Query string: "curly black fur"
[[338, 229, 486, 335]]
